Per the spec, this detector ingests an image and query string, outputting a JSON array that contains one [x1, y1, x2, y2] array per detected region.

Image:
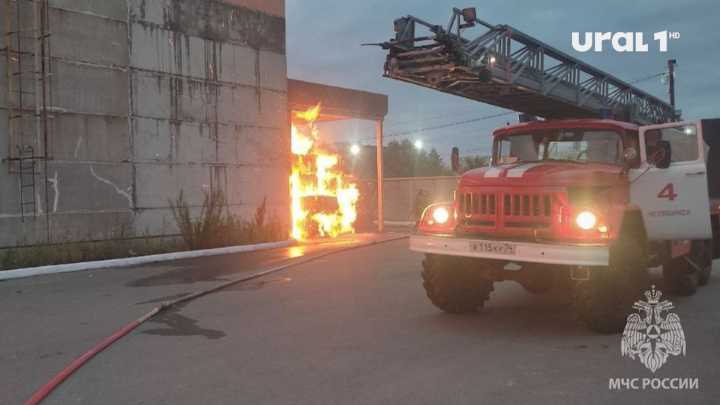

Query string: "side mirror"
[[623, 148, 637, 161], [651, 140, 672, 169]]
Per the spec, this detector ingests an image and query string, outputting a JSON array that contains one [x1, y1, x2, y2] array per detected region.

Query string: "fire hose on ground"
[[24, 235, 409, 405]]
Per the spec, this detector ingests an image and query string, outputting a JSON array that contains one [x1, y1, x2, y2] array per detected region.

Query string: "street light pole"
[[668, 59, 676, 109]]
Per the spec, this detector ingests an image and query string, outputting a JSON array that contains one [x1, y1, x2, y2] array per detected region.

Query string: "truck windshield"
[[494, 129, 623, 165]]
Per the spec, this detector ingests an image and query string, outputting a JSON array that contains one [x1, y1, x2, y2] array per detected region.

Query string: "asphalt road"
[[1, 235, 718, 405]]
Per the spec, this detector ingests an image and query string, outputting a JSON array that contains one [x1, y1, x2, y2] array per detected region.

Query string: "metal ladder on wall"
[[3, 0, 52, 221], [16, 145, 36, 220]]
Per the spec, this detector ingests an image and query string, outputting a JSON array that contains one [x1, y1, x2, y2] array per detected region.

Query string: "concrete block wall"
[[0, 0, 289, 248]]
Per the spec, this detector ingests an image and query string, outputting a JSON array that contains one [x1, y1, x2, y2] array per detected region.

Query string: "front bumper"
[[410, 234, 609, 266]]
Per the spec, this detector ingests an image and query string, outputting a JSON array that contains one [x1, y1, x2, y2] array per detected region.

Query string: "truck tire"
[[572, 237, 649, 333], [663, 240, 712, 294], [663, 258, 699, 296], [696, 240, 714, 286], [421, 254, 494, 314]]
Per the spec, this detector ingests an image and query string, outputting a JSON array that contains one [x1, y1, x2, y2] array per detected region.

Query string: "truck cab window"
[[496, 134, 544, 164], [495, 129, 622, 165]]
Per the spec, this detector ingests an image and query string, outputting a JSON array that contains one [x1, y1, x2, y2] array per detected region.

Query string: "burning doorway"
[[287, 80, 388, 240]]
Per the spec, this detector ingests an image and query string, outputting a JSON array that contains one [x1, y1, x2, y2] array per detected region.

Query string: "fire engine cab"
[[374, 7, 720, 332], [411, 118, 719, 332]]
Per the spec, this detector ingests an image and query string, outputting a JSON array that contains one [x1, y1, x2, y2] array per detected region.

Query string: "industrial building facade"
[[0, 0, 290, 247]]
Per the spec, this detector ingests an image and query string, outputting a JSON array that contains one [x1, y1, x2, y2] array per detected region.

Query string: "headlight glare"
[[576, 211, 597, 230], [432, 207, 450, 224]]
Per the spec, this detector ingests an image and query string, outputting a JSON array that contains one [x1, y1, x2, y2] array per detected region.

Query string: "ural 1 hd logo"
[[572, 32, 679, 52], [621, 286, 686, 372]]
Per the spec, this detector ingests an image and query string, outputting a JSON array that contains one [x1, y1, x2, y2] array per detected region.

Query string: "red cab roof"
[[493, 119, 639, 137]]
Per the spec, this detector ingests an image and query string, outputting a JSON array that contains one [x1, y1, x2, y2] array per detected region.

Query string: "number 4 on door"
[[658, 183, 677, 201]]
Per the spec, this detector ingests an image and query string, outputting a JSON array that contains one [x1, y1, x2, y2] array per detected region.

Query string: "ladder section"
[[3, 0, 52, 160], [16, 145, 37, 221], [3, 0, 52, 219], [377, 8, 676, 125]]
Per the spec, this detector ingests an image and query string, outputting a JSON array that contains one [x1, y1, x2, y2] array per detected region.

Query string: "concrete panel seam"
[[136, 202, 287, 210], [0, 208, 134, 219], [130, 19, 285, 54], [126, 0, 138, 213], [53, 57, 129, 72], [43, 161, 290, 169], [42, 161, 133, 165], [131, 162, 291, 169], [2, 50, 128, 71], [130, 67, 287, 94], [130, 114, 288, 129], [48, 5, 127, 23], [3, 108, 129, 120]]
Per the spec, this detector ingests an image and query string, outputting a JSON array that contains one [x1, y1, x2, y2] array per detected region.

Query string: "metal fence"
[[355, 176, 460, 229]]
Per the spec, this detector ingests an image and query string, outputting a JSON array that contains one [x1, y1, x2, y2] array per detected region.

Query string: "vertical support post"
[[33, 0, 42, 154], [408, 179, 412, 219], [5, 0, 15, 163], [668, 59, 676, 109], [376, 120, 384, 233], [287, 109, 294, 236]]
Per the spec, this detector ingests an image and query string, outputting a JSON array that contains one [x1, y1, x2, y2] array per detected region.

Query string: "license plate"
[[469, 241, 517, 255]]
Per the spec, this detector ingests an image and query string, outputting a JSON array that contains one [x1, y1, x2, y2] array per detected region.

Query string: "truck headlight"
[[432, 207, 450, 224], [576, 211, 597, 230]]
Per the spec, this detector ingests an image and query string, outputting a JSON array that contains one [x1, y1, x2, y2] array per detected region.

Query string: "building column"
[[376, 120, 384, 233]]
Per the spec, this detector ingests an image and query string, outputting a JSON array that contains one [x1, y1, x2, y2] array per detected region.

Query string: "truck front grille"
[[503, 193, 552, 218], [458, 192, 496, 216], [457, 189, 560, 234]]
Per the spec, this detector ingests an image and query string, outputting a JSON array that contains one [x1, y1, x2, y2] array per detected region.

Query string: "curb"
[[0, 240, 296, 281]]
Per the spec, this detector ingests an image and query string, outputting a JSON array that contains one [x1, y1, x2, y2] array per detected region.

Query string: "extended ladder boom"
[[377, 8, 677, 125]]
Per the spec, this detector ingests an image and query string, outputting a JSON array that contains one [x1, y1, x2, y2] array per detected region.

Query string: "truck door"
[[629, 120, 712, 240]]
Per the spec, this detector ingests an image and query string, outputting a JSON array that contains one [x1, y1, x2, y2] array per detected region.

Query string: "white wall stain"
[[36, 192, 43, 214], [48, 171, 59, 213], [89, 166, 134, 208], [74, 136, 83, 158]]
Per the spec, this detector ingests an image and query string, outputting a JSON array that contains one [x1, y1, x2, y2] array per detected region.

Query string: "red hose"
[[24, 306, 162, 405], [23, 236, 408, 404]]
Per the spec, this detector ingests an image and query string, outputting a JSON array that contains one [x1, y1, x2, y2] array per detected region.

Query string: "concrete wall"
[[0, 0, 289, 247]]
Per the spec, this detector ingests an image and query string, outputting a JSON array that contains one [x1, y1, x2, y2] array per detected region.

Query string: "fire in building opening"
[[290, 104, 360, 240]]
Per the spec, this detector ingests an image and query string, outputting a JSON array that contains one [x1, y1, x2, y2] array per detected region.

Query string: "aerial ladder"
[[372, 7, 677, 125]]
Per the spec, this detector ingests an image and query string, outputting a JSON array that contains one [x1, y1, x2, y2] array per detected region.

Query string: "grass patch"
[[170, 190, 286, 250], [0, 237, 183, 271], [0, 191, 288, 271]]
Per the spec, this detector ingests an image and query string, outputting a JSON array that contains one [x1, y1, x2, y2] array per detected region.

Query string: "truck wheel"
[[421, 254, 494, 314], [663, 258, 698, 296], [572, 237, 649, 333], [696, 240, 714, 286], [519, 266, 556, 294], [663, 240, 712, 294]]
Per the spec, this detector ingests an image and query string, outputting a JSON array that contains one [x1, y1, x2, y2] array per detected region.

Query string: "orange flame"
[[290, 104, 359, 240]]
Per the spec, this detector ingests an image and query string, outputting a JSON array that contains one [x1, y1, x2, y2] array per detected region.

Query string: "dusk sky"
[[287, 0, 719, 161]]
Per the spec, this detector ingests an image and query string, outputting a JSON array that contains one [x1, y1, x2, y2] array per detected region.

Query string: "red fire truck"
[[375, 8, 720, 331], [412, 118, 719, 332]]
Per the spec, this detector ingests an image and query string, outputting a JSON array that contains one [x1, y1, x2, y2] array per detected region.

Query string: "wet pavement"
[[1, 234, 718, 405], [0, 234, 396, 405]]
